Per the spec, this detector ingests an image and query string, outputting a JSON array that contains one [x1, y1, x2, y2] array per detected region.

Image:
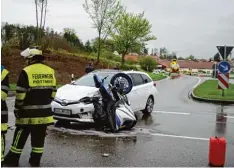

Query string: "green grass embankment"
[[193, 80, 234, 101], [148, 73, 167, 81]]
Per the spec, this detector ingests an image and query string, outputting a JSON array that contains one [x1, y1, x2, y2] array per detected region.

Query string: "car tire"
[[142, 96, 154, 115], [55, 120, 70, 127]]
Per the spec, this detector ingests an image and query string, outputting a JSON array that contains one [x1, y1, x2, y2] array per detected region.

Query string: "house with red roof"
[[125, 55, 217, 73]]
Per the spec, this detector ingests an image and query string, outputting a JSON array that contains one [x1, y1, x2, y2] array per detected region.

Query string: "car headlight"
[[54, 97, 61, 102]]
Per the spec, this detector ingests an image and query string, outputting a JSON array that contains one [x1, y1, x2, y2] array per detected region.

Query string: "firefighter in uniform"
[[4, 47, 57, 167], [1, 65, 9, 164]]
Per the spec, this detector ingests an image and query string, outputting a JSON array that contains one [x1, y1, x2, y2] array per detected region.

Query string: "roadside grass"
[[9, 84, 63, 91], [148, 72, 167, 81], [193, 80, 234, 100]]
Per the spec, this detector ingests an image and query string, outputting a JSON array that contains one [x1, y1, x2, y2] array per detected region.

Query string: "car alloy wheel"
[[143, 97, 154, 114]]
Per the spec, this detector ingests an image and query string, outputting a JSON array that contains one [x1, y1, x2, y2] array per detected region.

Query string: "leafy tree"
[[143, 47, 148, 55], [186, 54, 195, 60], [1, 23, 17, 43], [128, 42, 145, 54], [171, 52, 177, 59], [151, 48, 154, 55], [178, 56, 184, 60], [111, 11, 156, 64], [63, 28, 84, 50], [166, 52, 177, 60], [153, 48, 158, 56], [1, 23, 39, 49], [85, 40, 93, 53], [91, 37, 115, 52], [159, 47, 168, 58], [1, 23, 88, 53], [139, 56, 157, 72], [83, 0, 123, 63]]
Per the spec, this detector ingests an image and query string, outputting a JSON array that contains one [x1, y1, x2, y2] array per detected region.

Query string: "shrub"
[[101, 50, 115, 60], [88, 52, 98, 60], [41, 35, 74, 52], [113, 56, 122, 62], [139, 56, 157, 72], [198, 70, 206, 73], [1, 37, 20, 56], [120, 64, 138, 71], [126, 58, 138, 65]]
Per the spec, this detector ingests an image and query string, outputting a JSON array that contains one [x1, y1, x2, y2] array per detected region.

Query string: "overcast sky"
[[1, 0, 234, 58]]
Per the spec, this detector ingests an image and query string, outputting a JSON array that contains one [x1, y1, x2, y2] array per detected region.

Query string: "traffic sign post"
[[216, 45, 233, 97], [218, 73, 229, 89]]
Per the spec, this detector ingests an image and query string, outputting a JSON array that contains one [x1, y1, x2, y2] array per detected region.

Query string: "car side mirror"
[[144, 79, 148, 83]]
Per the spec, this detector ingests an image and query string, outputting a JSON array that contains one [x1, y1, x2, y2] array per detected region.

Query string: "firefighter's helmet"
[[20, 47, 42, 59]]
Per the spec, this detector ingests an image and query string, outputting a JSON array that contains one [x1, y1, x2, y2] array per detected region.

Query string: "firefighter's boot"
[[29, 153, 42, 167], [3, 151, 20, 167]]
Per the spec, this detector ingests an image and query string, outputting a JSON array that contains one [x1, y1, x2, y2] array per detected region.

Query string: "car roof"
[[92, 69, 121, 73], [92, 69, 149, 75]]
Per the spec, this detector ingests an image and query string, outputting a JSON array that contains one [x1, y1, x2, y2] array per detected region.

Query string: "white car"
[[51, 70, 158, 124]]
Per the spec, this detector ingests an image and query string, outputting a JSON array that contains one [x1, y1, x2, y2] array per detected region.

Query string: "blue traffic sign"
[[218, 61, 231, 74]]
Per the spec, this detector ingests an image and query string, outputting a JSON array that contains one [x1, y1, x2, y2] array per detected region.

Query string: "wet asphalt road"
[[4, 75, 234, 167]]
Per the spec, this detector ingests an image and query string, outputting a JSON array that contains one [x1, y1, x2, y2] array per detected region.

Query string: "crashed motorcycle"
[[80, 73, 137, 132]]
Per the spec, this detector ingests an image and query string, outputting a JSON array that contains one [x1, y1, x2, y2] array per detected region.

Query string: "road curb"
[[190, 82, 234, 105]]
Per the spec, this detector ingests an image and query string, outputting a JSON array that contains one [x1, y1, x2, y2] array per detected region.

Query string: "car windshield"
[[71, 72, 116, 87]]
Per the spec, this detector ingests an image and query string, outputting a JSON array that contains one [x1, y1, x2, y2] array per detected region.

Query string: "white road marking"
[[151, 133, 209, 141], [153, 110, 190, 115], [192, 77, 202, 88], [224, 116, 234, 119]]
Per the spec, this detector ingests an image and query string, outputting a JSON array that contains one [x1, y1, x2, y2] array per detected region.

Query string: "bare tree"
[[83, 0, 123, 63], [34, 0, 48, 45], [39, 0, 44, 44], [42, 0, 48, 31], [35, 0, 39, 44]]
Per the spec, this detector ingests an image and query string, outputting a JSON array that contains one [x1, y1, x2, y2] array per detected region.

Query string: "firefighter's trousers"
[[1, 133, 6, 163], [5, 125, 47, 164]]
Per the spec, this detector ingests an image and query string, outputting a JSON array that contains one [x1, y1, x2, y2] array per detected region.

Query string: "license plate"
[[54, 108, 71, 115]]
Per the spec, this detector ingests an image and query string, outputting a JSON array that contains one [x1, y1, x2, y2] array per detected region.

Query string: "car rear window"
[[129, 73, 144, 86], [141, 74, 152, 83], [72, 72, 115, 87]]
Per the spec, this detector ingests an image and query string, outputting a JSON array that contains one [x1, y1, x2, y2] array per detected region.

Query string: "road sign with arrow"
[[216, 46, 233, 59], [218, 61, 231, 74]]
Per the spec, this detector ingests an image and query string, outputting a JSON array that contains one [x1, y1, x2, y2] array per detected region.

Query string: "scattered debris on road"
[[102, 153, 110, 157]]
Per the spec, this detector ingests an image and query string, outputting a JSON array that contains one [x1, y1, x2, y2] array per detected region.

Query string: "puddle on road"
[[213, 105, 230, 137], [48, 125, 155, 139], [48, 112, 159, 139]]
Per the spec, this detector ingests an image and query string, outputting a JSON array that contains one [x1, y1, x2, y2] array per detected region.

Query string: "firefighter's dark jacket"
[[1, 67, 9, 132], [15, 61, 57, 126]]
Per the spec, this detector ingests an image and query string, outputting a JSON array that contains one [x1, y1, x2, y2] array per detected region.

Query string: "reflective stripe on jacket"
[[15, 63, 57, 126], [1, 68, 9, 132]]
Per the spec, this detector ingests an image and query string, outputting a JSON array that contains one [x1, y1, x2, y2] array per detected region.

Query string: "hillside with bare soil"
[[1, 50, 109, 84]]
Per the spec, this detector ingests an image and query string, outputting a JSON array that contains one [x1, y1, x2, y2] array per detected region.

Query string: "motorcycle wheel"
[[110, 73, 133, 95]]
